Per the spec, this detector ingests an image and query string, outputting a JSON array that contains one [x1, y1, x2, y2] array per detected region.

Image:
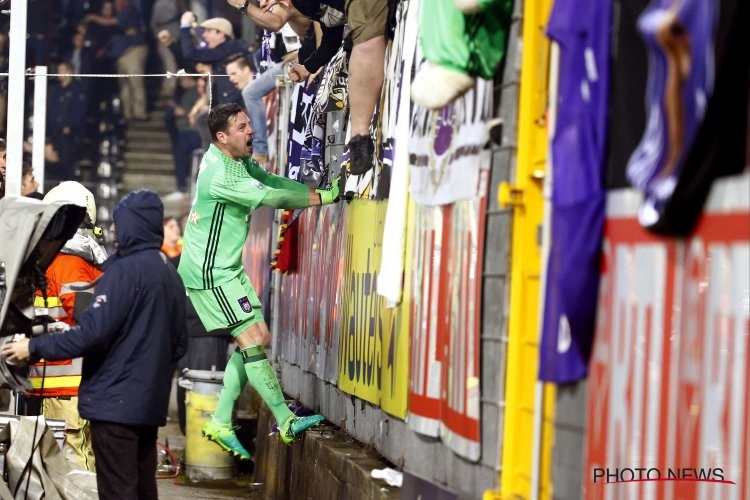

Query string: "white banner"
[[408, 77, 492, 206]]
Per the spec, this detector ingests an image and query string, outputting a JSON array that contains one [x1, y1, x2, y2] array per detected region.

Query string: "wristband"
[[238, 0, 251, 14]]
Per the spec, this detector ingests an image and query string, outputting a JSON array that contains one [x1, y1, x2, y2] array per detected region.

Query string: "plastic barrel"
[[180, 369, 235, 481]]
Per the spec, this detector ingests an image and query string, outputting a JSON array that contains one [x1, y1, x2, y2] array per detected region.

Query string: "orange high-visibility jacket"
[[30, 253, 103, 397]]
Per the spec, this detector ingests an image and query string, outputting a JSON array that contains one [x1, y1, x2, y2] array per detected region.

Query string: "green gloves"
[[315, 176, 341, 205]]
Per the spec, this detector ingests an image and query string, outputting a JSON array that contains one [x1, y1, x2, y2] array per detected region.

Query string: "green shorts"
[[345, 0, 388, 45], [187, 272, 264, 337]]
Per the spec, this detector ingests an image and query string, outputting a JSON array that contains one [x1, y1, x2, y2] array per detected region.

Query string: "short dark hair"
[[0, 138, 5, 151], [207, 103, 244, 141], [225, 52, 256, 73], [22, 161, 33, 176]]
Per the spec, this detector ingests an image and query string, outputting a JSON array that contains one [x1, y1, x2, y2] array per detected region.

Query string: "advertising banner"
[[337, 200, 410, 418], [584, 176, 750, 500], [407, 204, 445, 437], [243, 206, 274, 319], [408, 163, 488, 460], [439, 194, 487, 461], [278, 204, 345, 383], [278, 211, 309, 368], [315, 204, 347, 382]]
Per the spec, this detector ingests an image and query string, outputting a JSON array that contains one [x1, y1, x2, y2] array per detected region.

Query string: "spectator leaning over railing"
[[231, 0, 386, 177]]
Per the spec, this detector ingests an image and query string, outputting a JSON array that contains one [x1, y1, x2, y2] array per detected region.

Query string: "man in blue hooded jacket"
[[2, 189, 188, 500]]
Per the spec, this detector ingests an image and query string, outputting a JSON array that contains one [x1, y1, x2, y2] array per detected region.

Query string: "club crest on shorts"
[[238, 296, 253, 314]]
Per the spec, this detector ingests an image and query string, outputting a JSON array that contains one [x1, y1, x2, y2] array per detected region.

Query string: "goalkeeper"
[[178, 103, 339, 459]]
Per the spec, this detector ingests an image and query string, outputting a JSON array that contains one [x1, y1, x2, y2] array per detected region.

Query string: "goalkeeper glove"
[[315, 176, 341, 205]]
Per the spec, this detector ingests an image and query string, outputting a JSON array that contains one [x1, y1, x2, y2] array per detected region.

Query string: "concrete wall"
[[550, 380, 587, 500], [252, 398, 401, 500]]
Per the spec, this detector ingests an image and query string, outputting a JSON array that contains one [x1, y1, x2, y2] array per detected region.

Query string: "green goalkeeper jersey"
[[178, 144, 310, 290]]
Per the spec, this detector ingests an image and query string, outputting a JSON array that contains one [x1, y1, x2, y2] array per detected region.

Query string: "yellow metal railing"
[[487, 0, 556, 498]]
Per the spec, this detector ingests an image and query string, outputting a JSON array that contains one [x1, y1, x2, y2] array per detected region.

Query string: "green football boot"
[[202, 419, 252, 460], [279, 414, 326, 445]]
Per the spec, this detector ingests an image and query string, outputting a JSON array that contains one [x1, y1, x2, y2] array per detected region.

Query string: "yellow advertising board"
[[337, 199, 410, 418]]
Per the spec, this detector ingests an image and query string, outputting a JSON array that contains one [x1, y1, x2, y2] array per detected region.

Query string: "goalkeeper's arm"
[[259, 175, 340, 209], [260, 188, 323, 209]]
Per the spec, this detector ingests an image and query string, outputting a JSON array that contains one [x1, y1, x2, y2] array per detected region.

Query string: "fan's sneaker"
[[347, 134, 375, 175], [202, 420, 252, 460], [279, 414, 325, 445]]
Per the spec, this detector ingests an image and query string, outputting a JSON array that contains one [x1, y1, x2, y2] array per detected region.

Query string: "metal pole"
[[32, 66, 47, 193], [5, 0, 29, 197]]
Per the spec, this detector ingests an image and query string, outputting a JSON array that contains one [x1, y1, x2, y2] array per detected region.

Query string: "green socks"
[[214, 350, 248, 424], [240, 345, 294, 426], [213, 345, 294, 428]]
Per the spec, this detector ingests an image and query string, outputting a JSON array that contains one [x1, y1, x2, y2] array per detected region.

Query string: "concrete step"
[[157, 419, 259, 499], [253, 404, 400, 500], [126, 128, 172, 141], [123, 140, 174, 153], [121, 99, 184, 216], [121, 171, 176, 194], [124, 163, 176, 178], [135, 109, 171, 125], [120, 171, 189, 217], [124, 150, 174, 165], [124, 165, 175, 177], [126, 120, 171, 133]]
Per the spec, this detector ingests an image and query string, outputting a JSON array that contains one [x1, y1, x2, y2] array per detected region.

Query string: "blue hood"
[[112, 190, 164, 258]]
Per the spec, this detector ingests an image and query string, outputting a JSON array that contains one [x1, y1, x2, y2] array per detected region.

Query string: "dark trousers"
[[90, 421, 158, 500]]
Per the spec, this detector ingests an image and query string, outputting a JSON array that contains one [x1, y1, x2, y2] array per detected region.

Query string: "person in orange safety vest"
[[30, 181, 108, 471], [160, 216, 183, 259]]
